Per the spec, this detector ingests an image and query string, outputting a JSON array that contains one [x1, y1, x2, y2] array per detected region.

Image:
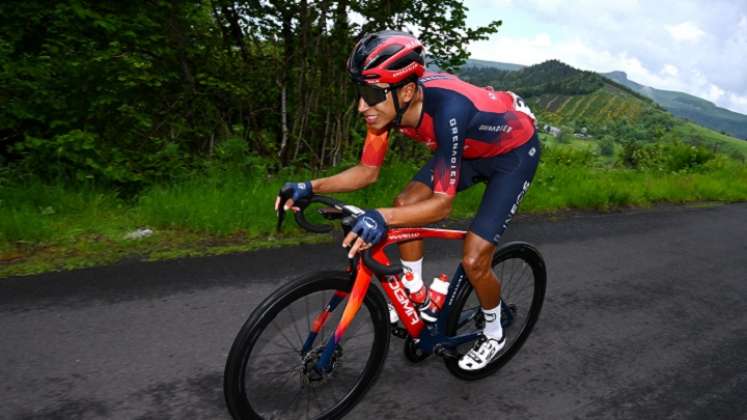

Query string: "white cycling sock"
[[400, 257, 423, 281], [482, 302, 503, 339]]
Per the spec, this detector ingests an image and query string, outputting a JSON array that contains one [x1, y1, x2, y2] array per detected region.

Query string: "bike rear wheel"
[[444, 241, 546, 380], [224, 271, 390, 419]]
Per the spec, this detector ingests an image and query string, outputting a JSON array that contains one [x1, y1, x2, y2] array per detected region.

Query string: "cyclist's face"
[[356, 83, 395, 130], [356, 82, 416, 130]]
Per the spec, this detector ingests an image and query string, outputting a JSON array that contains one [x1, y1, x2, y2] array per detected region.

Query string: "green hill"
[[457, 60, 747, 159], [459, 59, 657, 122], [602, 71, 747, 140]]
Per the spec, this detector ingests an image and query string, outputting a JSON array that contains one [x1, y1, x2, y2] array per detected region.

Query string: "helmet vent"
[[388, 49, 424, 70], [365, 44, 404, 70]]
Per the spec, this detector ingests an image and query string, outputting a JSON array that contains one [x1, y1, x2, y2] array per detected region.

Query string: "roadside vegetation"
[[3, 132, 746, 277]]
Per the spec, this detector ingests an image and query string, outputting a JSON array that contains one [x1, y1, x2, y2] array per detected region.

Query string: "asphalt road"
[[1, 203, 746, 420]]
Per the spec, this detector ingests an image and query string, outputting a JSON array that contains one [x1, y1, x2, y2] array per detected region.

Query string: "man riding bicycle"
[[275, 30, 540, 371]]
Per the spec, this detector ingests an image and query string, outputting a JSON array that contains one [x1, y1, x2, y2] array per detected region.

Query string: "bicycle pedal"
[[390, 324, 408, 339], [434, 346, 460, 360]]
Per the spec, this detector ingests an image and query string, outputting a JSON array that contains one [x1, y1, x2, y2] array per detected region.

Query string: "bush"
[[666, 142, 715, 172], [618, 139, 715, 172], [556, 130, 573, 144], [13, 130, 102, 182], [620, 141, 666, 170], [598, 136, 615, 157], [541, 143, 596, 166]]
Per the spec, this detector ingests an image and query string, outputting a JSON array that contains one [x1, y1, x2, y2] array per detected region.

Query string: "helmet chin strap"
[[390, 86, 410, 128]]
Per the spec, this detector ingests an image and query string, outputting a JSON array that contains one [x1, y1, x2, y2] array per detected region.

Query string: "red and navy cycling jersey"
[[360, 71, 537, 196]]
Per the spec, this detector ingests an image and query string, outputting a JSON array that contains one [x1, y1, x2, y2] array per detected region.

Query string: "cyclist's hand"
[[275, 181, 312, 213], [343, 210, 387, 258]]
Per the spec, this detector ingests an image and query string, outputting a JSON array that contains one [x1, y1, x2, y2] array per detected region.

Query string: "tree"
[[1, 1, 503, 186]]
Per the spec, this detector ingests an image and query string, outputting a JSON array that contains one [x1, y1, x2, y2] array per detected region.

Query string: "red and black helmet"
[[347, 30, 426, 85]]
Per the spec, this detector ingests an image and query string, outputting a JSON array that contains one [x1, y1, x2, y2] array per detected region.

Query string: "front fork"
[[301, 290, 348, 355], [311, 258, 374, 373]]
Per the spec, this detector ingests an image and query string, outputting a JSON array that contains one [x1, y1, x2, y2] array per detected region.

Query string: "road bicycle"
[[224, 194, 547, 419]]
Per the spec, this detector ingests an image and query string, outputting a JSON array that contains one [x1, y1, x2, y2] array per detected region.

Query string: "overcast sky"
[[463, 0, 747, 115]]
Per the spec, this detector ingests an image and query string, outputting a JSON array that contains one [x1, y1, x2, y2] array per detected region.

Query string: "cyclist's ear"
[[399, 82, 418, 102]]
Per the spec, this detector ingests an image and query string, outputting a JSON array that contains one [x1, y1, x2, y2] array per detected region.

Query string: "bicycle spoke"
[[287, 385, 305, 418], [342, 317, 369, 341], [507, 262, 531, 302], [305, 381, 326, 419], [250, 349, 300, 360], [499, 259, 505, 289], [508, 277, 532, 303], [271, 319, 301, 352], [305, 293, 311, 335], [305, 386, 312, 420], [510, 257, 518, 284], [287, 303, 305, 346], [339, 343, 375, 355], [500, 259, 515, 297], [262, 366, 301, 376], [344, 329, 374, 341], [327, 372, 343, 402], [267, 366, 296, 393], [504, 260, 527, 300]]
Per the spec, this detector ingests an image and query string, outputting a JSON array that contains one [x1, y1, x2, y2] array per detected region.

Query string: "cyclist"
[[275, 30, 540, 371]]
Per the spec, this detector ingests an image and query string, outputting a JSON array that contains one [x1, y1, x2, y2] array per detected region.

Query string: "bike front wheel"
[[444, 241, 547, 380], [224, 271, 390, 420]]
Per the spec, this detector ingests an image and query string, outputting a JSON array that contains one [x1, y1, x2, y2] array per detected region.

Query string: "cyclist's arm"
[[378, 192, 454, 227], [311, 164, 380, 193], [312, 127, 389, 193]]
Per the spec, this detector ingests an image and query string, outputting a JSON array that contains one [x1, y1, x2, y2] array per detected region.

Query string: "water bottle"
[[401, 271, 429, 306], [420, 273, 450, 323]]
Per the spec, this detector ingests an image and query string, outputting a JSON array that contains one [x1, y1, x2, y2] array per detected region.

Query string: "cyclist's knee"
[[461, 252, 491, 278], [393, 182, 432, 207], [393, 193, 409, 207]]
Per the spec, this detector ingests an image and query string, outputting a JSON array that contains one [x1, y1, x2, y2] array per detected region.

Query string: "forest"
[[0, 1, 500, 189]]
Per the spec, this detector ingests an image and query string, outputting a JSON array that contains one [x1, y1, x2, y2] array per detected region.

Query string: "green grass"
[[137, 172, 278, 236], [2, 148, 747, 278], [524, 158, 747, 211], [676, 122, 747, 159]]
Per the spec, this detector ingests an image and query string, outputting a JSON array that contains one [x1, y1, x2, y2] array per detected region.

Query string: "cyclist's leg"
[[458, 134, 541, 370], [463, 133, 541, 303], [391, 165, 434, 315], [398, 156, 480, 262], [393, 180, 433, 262], [462, 233, 499, 308]]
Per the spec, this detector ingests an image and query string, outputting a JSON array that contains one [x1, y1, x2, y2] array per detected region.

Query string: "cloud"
[[661, 64, 679, 78], [525, 0, 564, 14], [726, 93, 747, 114], [468, 33, 558, 65], [706, 84, 725, 102], [464, 0, 747, 115], [666, 21, 706, 42]]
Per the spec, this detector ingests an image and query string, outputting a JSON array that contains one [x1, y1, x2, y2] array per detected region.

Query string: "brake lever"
[[276, 201, 287, 232]]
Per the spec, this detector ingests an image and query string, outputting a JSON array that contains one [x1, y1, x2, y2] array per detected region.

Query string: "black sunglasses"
[[355, 83, 392, 106]]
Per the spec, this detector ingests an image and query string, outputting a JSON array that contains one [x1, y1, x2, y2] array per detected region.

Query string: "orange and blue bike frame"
[[306, 227, 483, 373]]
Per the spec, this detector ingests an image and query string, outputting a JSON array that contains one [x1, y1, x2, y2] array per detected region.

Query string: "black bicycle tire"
[[444, 241, 547, 380], [223, 271, 391, 419]]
